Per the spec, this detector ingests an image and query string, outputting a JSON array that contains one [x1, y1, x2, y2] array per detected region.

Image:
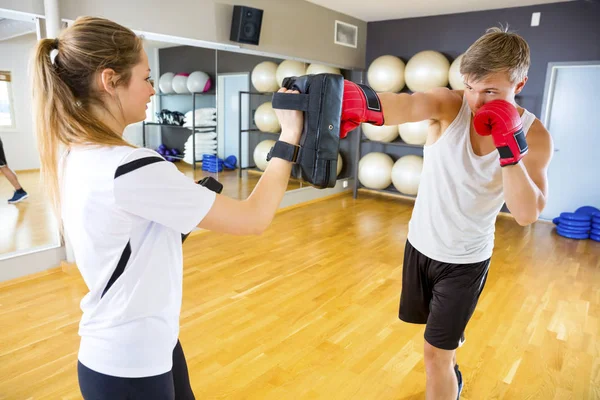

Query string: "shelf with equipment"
[[236, 90, 285, 178], [352, 124, 424, 200], [142, 91, 217, 170]]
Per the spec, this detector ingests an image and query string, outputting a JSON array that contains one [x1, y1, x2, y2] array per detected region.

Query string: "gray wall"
[[53, 0, 366, 69], [366, 0, 600, 118]]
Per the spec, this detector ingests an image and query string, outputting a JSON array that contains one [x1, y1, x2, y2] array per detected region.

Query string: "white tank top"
[[407, 94, 536, 264]]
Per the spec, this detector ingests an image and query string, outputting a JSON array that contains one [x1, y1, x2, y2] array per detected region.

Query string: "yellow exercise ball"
[[367, 55, 406, 92], [251, 61, 279, 92], [276, 60, 306, 87], [405, 50, 450, 92], [306, 63, 342, 75], [391, 155, 423, 195], [254, 102, 280, 133], [253, 139, 276, 171], [448, 54, 465, 90], [398, 120, 430, 145], [362, 123, 399, 142], [358, 152, 394, 189]]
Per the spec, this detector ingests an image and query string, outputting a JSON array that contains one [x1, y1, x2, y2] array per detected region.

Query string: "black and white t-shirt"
[[60, 145, 216, 378]]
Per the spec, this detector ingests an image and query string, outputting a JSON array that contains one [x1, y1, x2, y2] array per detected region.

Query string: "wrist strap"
[[266, 141, 300, 163]]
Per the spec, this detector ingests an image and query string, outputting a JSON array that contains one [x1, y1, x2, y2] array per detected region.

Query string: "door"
[[540, 62, 600, 220], [217, 73, 250, 167]]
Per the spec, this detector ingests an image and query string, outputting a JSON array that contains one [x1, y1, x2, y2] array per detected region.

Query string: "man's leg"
[[0, 165, 24, 191], [423, 259, 490, 399], [424, 340, 458, 400]]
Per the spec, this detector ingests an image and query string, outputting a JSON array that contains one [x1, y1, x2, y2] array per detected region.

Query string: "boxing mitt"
[[340, 80, 385, 138], [473, 100, 528, 167]]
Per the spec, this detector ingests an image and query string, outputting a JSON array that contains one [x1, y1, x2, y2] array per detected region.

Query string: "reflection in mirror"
[[0, 18, 61, 260], [137, 40, 352, 199]]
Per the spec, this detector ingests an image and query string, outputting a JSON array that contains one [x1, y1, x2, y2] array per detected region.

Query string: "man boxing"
[[341, 27, 553, 399]]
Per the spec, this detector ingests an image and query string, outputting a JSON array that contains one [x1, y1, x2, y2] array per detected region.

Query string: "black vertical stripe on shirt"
[[114, 156, 165, 179], [101, 241, 132, 298]]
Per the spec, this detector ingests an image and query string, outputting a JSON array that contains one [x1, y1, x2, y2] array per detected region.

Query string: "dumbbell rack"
[[142, 91, 216, 170]]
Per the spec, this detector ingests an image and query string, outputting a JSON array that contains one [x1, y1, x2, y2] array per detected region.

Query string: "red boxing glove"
[[340, 80, 385, 138], [473, 100, 528, 167]]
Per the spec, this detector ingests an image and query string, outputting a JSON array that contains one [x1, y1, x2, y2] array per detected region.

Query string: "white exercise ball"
[[448, 54, 465, 90], [306, 63, 342, 75], [391, 155, 423, 195], [251, 61, 279, 92], [187, 71, 212, 93], [254, 102, 280, 133], [172, 73, 190, 94], [253, 139, 276, 171], [337, 153, 343, 176], [158, 72, 175, 94], [404, 50, 450, 92], [398, 120, 429, 145], [358, 152, 394, 189], [367, 55, 405, 92], [276, 60, 307, 87], [362, 123, 399, 143]]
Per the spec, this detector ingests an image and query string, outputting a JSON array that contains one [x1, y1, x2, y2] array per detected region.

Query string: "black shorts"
[[77, 340, 195, 400], [399, 240, 490, 351], [0, 138, 7, 167]]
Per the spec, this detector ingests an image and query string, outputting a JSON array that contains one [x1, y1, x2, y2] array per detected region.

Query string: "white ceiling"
[[305, 0, 574, 22]]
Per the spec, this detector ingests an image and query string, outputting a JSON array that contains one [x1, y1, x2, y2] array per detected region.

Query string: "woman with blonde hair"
[[32, 16, 303, 399]]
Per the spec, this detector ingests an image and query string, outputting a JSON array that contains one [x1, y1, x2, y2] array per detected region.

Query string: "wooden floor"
[[0, 192, 599, 399], [0, 163, 301, 257]]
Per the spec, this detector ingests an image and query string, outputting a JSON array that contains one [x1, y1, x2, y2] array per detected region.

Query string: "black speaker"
[[230, 5, 263, 45]]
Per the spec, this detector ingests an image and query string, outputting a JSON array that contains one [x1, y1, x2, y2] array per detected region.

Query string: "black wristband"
[[266, 140, 300, 163]]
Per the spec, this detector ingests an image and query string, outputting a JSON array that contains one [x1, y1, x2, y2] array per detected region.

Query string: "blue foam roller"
[[575, 206, 600, 216], [558, 218, 592, 228], [556, 228, 589, 240], [560, 212, 591, 222], [590, 234, 600, 242]]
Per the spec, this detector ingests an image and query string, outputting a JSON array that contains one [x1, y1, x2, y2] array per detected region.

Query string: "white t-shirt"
[[60, 145, 216, 378]]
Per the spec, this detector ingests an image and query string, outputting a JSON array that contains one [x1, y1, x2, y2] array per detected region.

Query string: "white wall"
[[0, 32, 39, 171]]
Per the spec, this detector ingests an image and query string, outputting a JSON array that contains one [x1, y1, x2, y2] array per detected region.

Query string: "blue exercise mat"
[[556, 228, 589, 240], [560, 212, 592, 222], [575, 206, 600, 216], [557, 218, 591, 228]]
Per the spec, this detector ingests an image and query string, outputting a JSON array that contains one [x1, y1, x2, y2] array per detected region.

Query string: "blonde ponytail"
[[31, 17, 142, 220]]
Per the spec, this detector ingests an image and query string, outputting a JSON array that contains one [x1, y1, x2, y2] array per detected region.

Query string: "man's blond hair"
[[460, 25, 530, 84]]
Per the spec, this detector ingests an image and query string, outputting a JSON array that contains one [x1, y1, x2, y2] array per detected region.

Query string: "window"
[[0, 71, 16, 129]]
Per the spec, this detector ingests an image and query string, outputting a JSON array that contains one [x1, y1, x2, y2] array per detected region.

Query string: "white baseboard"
[[0, 245, 66, 282]]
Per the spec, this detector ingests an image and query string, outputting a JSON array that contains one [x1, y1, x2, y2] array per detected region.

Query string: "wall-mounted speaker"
[[230, 5, 263, 46]]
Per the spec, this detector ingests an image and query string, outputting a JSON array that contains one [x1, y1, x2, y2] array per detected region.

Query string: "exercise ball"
[[253, 139, 276, 171], [337, 153, 343, 176], [251, 61, 279, 92], [404, 50, 450, 92], [254, 102, 280, 133], [391, 155, 423, 195], [448, 54, 465, 90], [276, 60, 307, 87], [158, 72, 175, 94], [358, 152, 394, 189], [367, 55, 405, 92], [306, 63, 342, 75], [398, 120, 429, 145], [187, 71, 212, 93], [362, 123, 399, 143], [172, 73, 190, 94]]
